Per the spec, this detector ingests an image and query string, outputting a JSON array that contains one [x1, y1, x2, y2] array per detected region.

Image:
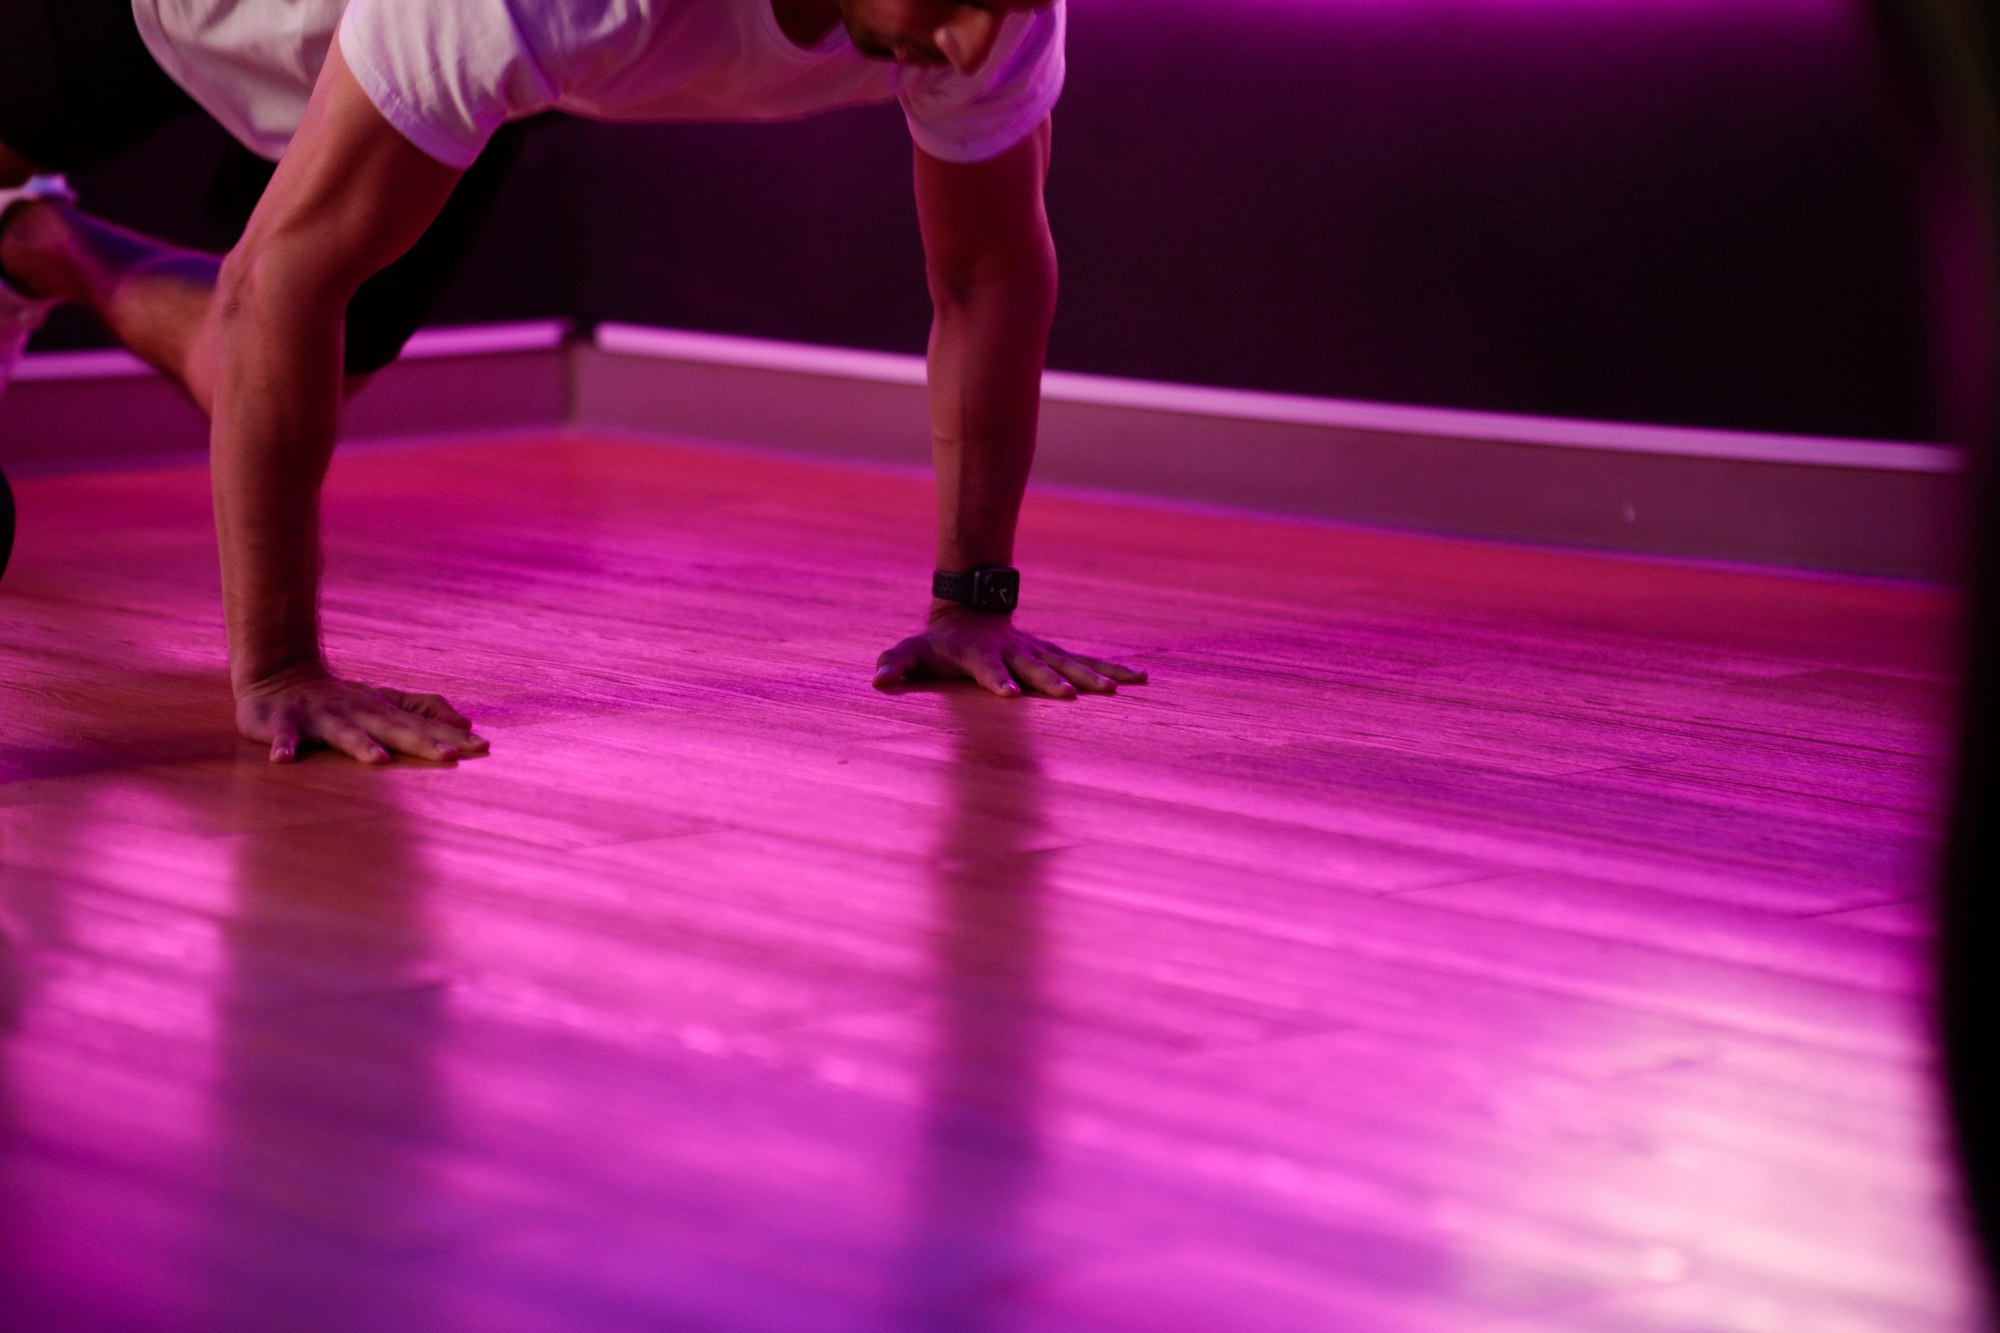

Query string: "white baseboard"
[[581, 325, 1966, 580], [0, 322, 572, 474], [2, 320, 1966, 578]]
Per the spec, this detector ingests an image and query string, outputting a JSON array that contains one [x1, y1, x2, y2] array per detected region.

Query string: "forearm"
[[880, 129, 1144, 699], [926, 256, 1058, 583], [208, 247, 347, 694], [883, 260, 1148, 697]]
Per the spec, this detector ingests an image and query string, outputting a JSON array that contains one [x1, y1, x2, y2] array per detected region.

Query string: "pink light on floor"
[[0, 433, 1980, 1328]]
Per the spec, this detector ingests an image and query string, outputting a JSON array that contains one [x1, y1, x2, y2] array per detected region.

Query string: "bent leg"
[[0, 150, 67, 398], [0, 115, 529, 412], [0, 193, 222, 408], [1, 0, 213, 400]]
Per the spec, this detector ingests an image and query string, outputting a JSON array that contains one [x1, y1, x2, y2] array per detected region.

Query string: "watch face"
[[972, 567, 1020, 613]]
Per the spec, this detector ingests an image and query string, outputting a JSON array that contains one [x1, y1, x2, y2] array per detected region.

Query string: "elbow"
[[214, 238, 351, 340], [927, 238, 1058, 315], [214, 245, 259, 335], [201, 240, 357, 418], [215, 244, 276, 344], [214, 244, 294, 347]]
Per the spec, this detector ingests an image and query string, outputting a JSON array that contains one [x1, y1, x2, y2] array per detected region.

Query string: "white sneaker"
[[0, 176, 76, 399]]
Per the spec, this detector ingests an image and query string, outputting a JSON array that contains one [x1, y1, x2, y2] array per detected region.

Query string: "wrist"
[[927, 598, 1010, 625], [931, 562, 1020, 617], [233, 655, 329, 699]]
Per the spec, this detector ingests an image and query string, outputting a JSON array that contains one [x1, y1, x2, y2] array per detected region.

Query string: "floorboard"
[[0, 432, 1983, 1331]]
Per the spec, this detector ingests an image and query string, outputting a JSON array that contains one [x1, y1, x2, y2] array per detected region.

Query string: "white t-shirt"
[[131, 0, 1065, 167]]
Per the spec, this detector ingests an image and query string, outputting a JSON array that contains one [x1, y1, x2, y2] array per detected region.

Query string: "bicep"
[[914, 118, 1055, 292]]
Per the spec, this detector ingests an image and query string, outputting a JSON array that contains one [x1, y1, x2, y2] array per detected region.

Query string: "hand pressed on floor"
[[873, 608, 1148, 699], [236, 664, 489, 764]]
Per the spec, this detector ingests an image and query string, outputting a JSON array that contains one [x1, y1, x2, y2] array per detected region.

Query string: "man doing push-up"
[[0, 0, 1145, 762]]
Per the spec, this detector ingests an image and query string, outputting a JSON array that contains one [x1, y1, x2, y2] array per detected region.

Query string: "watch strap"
[[932, 564, 1020, 614]]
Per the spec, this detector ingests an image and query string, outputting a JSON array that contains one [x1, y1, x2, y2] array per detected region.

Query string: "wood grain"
[[0, 432, 1979, 1331]]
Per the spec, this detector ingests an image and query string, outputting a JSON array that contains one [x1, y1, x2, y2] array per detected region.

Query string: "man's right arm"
[[199, 38, 487, 764]]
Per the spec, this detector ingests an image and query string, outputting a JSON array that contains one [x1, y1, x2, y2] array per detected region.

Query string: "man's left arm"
[[874, 117, 1147, 698]]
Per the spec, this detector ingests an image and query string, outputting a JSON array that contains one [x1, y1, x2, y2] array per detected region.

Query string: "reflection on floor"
[[0, 433, 1980, 1331]]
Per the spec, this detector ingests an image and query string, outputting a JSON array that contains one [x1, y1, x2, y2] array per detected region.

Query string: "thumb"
[[875, 638, 922, 686]]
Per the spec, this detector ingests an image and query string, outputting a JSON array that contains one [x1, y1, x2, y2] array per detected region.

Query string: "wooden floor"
[[0, 431, 1983, 1332]]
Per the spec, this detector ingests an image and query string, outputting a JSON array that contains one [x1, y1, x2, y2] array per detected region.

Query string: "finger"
[[437, 718, 492, 754], [363, 692, 488, 757], [1066, 653, 1149, 685], [360, 705, 482, 762], [968, 654, 1022, 698], [269, 716, 303, 765], [1004, 650, 1076, 699], [319, 714, 392, 765], [381, 687, 474, 732], [1042, 653, 1119, 694], [874, 637, 924, 688], [1018, 657, 1079, 699]]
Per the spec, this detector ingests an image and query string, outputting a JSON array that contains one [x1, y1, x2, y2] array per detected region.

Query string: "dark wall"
[[1044, 1, 1935, 440], [37, 0, 1941, 442]]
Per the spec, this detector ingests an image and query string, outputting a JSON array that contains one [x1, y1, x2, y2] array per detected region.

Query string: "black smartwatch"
[[932, 564, 1020, 614]]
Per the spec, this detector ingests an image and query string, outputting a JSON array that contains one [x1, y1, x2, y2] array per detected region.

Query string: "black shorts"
[[0, 0, 519, 375]]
